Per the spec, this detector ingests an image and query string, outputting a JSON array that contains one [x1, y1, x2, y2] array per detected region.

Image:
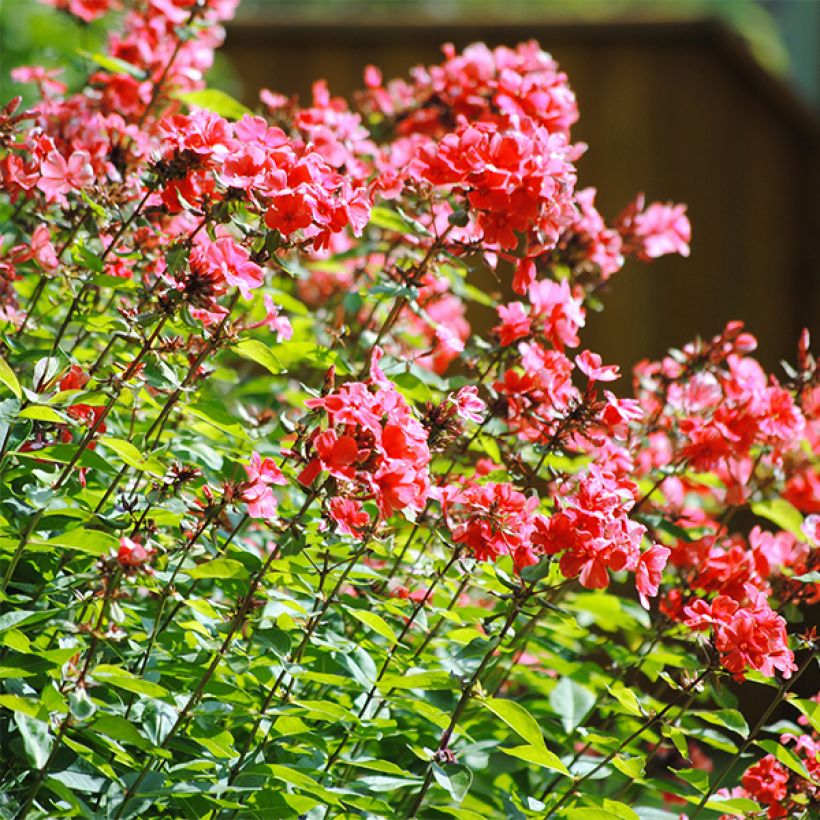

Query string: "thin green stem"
[[405, 582, 535, 817], [689, 649, 816, 819], [543, 666, 715, 818]]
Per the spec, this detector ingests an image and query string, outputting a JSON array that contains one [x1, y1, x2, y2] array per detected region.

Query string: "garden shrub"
[[0, 1, 817, 818]]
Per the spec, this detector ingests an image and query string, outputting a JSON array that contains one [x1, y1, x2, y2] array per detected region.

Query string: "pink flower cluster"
[[536, 466, 667, 600], [684, 586, 795, 681], [634, 323, 806, 504], [414, 120, 579, 251], [439, 482, 542, 569], [720, 720, 819, 819], [617, 193, 691, 261], [241, 451, 287, 521], [155, 111, 371, 250], [298, 352, 431, 522], [364, 40, 579, 138], [117, 536, 155, 572]]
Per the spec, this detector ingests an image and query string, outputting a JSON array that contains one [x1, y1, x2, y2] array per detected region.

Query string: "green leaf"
[[501, 744, 570, 776], [186, 401, 249, 439], [476, 434, 501, 464], [550, 677, 595, 733], [750, 499, 805, 539], [481, 697, 544, 748], [99, 436, 165, 476], [18, 405, 68, 424], [14, 712, 52, 769], [757, 739, 815, 782], [369, 206, 421, 235], [82, 190, 108, 219], [234, 338, 284, 376], [566, 802, 639, 820], [291, 699, 354, 723], [265, 340, 350, 374], [90, 665, 168, 698], [0, 355, 21, 400], [519, 556, 554, 583], [703, 796, 762, 814], [607, 684, 644, 717], [185, 557, 249, 580], [92, 715, 152, 750], [791, 697, 820, 734], [676, 767, 709, 793], [377, 671, 453, 691], [661, 724, 688, 757], [31, 528, 119, 557], [78, 49, 147, 79], [347, 608, 397, 645], [177, 89, 252, 119], [0, 609, 42, 635], [0, 695, 47, 721], [694, 708, 749, 738], [432, 764, 472, 803], [191, 730, 236, 759], [611, 754, 645, 780], [266, 764, 342, 807]]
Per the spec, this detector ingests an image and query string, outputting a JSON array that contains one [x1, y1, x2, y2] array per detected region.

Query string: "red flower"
[[329, 498, 370, 538], [117, 536, 155, 570], [494, 302, 531, 346], [36, 149, 94, 203]]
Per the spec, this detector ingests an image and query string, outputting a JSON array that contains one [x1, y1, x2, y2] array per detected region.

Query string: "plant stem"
[[114, 492, 319, 818], [689, 648, 816, 819], [405, 582, 535, 817], [322, 546, 462, 779], [53, 315, 168, 492], [537, 625, 670, 800], [13, 717, 70, 820], [543, 666, 715, 818], [225, 540, 369, 795]]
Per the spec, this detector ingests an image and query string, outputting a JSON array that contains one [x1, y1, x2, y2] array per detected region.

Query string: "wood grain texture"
[[222, 18, 820, 374]]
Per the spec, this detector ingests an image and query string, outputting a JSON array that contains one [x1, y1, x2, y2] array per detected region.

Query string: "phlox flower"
[[449, 386, 486, 424], [117, 536, 155, 570], [329, 498, 370, 538], [241, 451, 287, 520], [576, 350, 620, 383], [196, 236, 264, 300], [36, 149, 94, 203]]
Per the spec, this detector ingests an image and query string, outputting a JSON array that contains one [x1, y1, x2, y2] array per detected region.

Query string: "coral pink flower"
[[30, 225, 59, 271], [617, 194, 691, 260], [265, 191, 315, 235], [213, 237, 263, 299], [576, 350, 620, 383], [329, 498, 370, 538], [528, 278, 585, 350], [260, 294, 292, 341], [741, 755, 789, 815], [10, 65, 67, 97], [450, 386, 486, 424], [495, 302, 531, 346], [241, 451, 287, 520], [684, 588, 796, 681], [117, 536, 155, 570], [36, 150, 94, 203], [635, 545, 671, 608]]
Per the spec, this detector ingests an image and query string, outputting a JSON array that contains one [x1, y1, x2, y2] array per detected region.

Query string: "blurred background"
[[1, 0, 818, 373]]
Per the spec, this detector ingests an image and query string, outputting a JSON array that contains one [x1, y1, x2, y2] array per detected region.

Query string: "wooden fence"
[[222, 18, 820, 373]]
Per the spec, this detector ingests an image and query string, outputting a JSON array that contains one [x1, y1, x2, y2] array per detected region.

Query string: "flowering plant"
[[0, 2, 817, 818]]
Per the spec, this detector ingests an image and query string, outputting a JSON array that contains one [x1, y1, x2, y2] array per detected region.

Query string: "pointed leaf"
[[550, 677, 595, 733], [0, 355, 21, 400], [482, 697, 544, 748]]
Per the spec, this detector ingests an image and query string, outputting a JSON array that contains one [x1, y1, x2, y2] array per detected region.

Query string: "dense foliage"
[[0, 1, 817, 818]]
